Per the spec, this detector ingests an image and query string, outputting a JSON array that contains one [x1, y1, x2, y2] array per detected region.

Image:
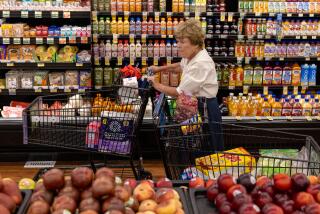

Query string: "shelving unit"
[[0, 37, 91, 45]]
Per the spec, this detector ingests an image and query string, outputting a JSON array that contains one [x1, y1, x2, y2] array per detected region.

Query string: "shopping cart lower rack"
[[153, 93, 320, 180], [23, 85, 149, 178]]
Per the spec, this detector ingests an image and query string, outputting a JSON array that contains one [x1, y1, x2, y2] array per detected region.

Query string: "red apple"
[[256, 176, 272, 187], [123, 178, 137, 190], [218, 174, 236, 193], [294, 192, 315, 209], [308, 176, 318, 185], [273, 173, 292, 192], [291, 173, 310, 192], [140, 180, 155, 188], [205, 179, 216, 188], [238, 203, 260, 214], [207, 185, 219, 202], [316, 192, 320, 203], [227, 184, 247, 201], [306, 184, 320, 197], [303, 203, 320, 214], [280, 200, 295, 214], [262, 203, 284, 214], [189, 177, 205, 189], [254, 192, 273, 208], [215, 193, 228, 209], [232, 193, 253, 211], [219, 201, 233, 214], [156, 178, 173, 188]]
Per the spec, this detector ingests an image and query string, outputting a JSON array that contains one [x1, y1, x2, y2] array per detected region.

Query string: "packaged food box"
[[195, 147, 256, 178]]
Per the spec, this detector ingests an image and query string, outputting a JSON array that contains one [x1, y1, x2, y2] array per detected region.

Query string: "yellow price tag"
[[286, 116, 292, 121], [236, 116, 242, 121], [50, 88, 58, 93], [117, 57, 123, 65], [37, 63, 45, 67], [243, 85, 249, 95], [153, 58, 158, 66], [142, 57, 147, 66], [167, 57, 172, 64], [105, 57, 110, 66], [64, 88, 72, 93], [130, 57, 135, 65], [35, 88, 42, 93], [129, 34, 135, 43], [255, 116, 261, 121], [306, 116, 312, 121], [7, 62, 14, 67], [76, 63, 83, 67], [298, 13, 303, 17], [267, 116, 273, 121], [228, 12, 233, 22], [310, 13, 314, 17], [301, 86, 307, 94], [283, 86, 288, 95], [220, 12, 226, 22], [113, 34, 118, 44], [263, 86, 268, 95], [293, 86, 298, 95]]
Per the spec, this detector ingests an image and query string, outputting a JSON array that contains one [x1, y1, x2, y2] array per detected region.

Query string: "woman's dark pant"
[[198, 97, 224, 152]]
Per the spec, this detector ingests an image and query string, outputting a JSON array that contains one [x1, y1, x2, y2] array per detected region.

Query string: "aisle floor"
[[0, 160, 166, 182]]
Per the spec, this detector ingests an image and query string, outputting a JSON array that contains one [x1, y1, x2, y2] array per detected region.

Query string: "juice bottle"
[[252, 63, 263, 85], [147, 0, 153, 11], [302, 99, 312, 116], [312, 99, 320, 116], [160, 18, 167, 35], [248, 99, 258, 116], [123, 40, 129, 57], [292, 63, 301, 86], [301, 64, 309, 87], [154, 40, 160, 58], [99, 41, 105, 58], [281, 99, 292, 116], [98, 17, 105, 34], [123, 0, 129, 11], [179, 0, 185, 12], [105, 17, 111, 34], [142, 42, 147, 57], [159, 40, 166, 57], [263, 63, 273, 85], [123, 17, 130, 34], [173, 18, 179, 34], [221, 64, 230, 86], [172, 0, 179, 12], [105, 40, 112, 58], [147, 40, 153, 57], [117, 17, 124, 34], [154, 19, 161, 35], [117, 40, 124, 57], [135, 0, 142, 12], [167, 17, 173, 35], [159, 0, 166, 12], [93, 19, 99, 34], [271, 98, 282, 116], [239, 99, 249, 116], [129, 17, 135, 34], [229, 64, 236, 86], [141, 17, 148, 34], [135, 40, 142, 57], [147, 18, 154, 34], [112, 41, 118, 57], [111, 16, 117, 34], [129, 41, 135, 58], [229, 98, 239, 116], [243, 64, 253, 85], [117, 0, 123, 11], [172, 40, 178, 57], [166, 40, 172, 57], [272, 63, 282, 85], [130, 0, 136, 11], [308, 64, 317, 86], [235, 64, 244, 87], [136, 17, 142, 34], [262, 98, 271, 116], [282, 63, 292, 85], [292, 99, 303, 116]]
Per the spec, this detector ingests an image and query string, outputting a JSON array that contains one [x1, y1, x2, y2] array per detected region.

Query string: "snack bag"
[[174, 91, 198, 123]]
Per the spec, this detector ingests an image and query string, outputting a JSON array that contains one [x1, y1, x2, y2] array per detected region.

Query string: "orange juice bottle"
[[111, 16, 118, 34], [135, 0, 142, 12], [239, 97, 248, 116], [117, 17, 124, 34], [130, 0, 136, 11], [167, 17, 173, 35], [123, 17, 130, 34], [160, 18, 167, 35], [172, 0, 179, 12], [292, 99, 303, 116], [312, 99, 320, 116], [235, 64, 244, 86], [262, 98, 271, 116], [123, 0, 130, 11], [292, 63, 301, 86], [271, 98, 282, 116], [229, 98, 239, 116], [179, 0, 185, 12], [302, 99, 313, 116]]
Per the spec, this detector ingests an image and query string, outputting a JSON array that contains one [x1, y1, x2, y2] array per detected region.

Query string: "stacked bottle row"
[[226, 92, 320, 117], [206, 40, 235, 57], [235, 41, 320, 58], [241, 18, 320, 36], [216, 63, 317, 87], [238, 0, 320, 13], [93, 0, 206, 12], [93, 39, 179, 58], [207, 18, 239, 35], [93, 67, 120, 87]]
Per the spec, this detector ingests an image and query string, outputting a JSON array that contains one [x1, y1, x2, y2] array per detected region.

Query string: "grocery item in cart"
[[174, 91, 198, 123], [65, 70, 79, 89], [195, 147, 256, 178]]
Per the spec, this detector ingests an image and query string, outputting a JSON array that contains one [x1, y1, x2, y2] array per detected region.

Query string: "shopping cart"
[[23, 83, 151, 179], [153, 93, 320, 180]]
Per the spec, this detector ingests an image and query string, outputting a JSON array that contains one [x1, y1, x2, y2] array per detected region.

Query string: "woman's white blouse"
[[176, 49, 218, 98]]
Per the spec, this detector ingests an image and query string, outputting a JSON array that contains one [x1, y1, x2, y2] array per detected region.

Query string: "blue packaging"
[[301, 64, 309, 86], [308, 64, 317, 86]]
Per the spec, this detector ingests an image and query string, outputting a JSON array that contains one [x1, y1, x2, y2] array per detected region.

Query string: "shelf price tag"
[[255, 116, 261, 121], [293, 86, 298, 95], [46, 37, 54, 45], [287, 13, 292, 17], [283, 86, 288, 95], [296, 35, 301, 39], [263, 86, 268, 95], [195, 12, 200, 20], [303, 36, 307, 39], [51, 11, 59, 18], [228, 12, 233, 22], [298, 13, 303, 17], [93, 34, 98, 43], [267, 116, 273, 121], [220, 12, 226, 22], [59, 37, 66, 44], [104, 57, 110, 66], [245, 57, 250, 64], [111, 11, 117, 16], [130, 57, 135, 65], [318, 57, 320, 61], [312, 36, 316, 39], [50, 88, 58, 93], [167, 57, 172, 65], [2, 11, 10, 18], [155, 12, 160, 21], [316, 116, 320, 121], [207, 12, 213, 16], [243, 85, 249, 94], [13, 38, 20, 44], [80, 37, 88, 44], [301, 86, 307, 94], [238, 35, 244, 39], [6, 62, 14, 67], [63, 11, 71, 19], [64, 88, 71, 93], [236, 116, 242, 121], [167, 12, 172, 17], [184, 12, 190, 17], [129, 34, 135, 43], [21, 11, 28, 18], [113, 34, 118, 44], [153, 58, 158, 66], [35, 11, 42, 18], [228, 86, 235, 90], [37, 63, 45, 67], [117, 57, 122, 65], [286, 116, 292, 121], [36, 37, 43, 44], [141, 34, 147, 43], [255, 12, 261, 16], [269, 13, 275, 16], [35, 88, 42, 93], [279, 57, 284, 61], [69, 36, 76, 44], [305, 57, 310, 61], [8, 89, 16, 95], [265, 35, 271, 39], [3, 38, 10, 44], [76, 63, 83, 67], [310, 13, 314, 17], [92, 11, 97, 21], [306, 116, 312, 121], [78, 89, 85, 93], [23, 38, 30, 44], [142, 57, 147, 66]]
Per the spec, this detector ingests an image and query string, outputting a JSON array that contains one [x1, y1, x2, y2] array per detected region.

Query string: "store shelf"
[[97, 34, 175, 40], [95, 11, 208, 17], [0, 62, 91, 70], [0, 88, 87, 96], [219, 85, 320, 91], [223, 116, 320, 122], [207, 34, 320, 40], [236, 56, 320, 63], [242, 12, 320, 18], [0, 37, 91, 45], [0, 10, 90, 19]]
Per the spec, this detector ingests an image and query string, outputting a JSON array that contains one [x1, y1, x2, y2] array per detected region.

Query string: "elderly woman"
[[148, 18, 224, 151]]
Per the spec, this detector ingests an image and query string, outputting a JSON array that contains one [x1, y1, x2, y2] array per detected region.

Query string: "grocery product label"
[[253, 69, 263, 85], [263, 70, 273, 85], [262, 107, 271, 116], [292, 109, 302, 116], [281, 109, 292, 116], [302, 109, 312, 117], [21, 11, 28, 18], [312, 109, 320, 116], [271, 108, 281, 116], [51, 11, 59, 19], [35, 11, 42, 18]]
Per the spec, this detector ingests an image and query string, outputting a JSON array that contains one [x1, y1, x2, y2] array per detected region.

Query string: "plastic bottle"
[[147, 40, 153, 57], [147, 0, 153, 12], [179, 0, 185, 12], [117, 0, 123, 11], [312, 99, 320, 116], [243, 64, 254, 85], [135, 40, 142, 57], [98, 17, 105, 34], [123, 40, 130, 57], [308, 64, 317, 86], [302, 99, 312, 116], [154, 19, 161, 35], [154, 40, 160, 57], [292, 99, 303, 116], [148, 18, 154, 34], [142, 42, 148, 57], [263, 63, 273, 85], [272, 63, 282, 85], [239, 98, 249, 116], [166, 40, 172, 57], [292, 63, 301, 86], [111, 16, 118, 34], [160, 18, 167, 35], [172, 0, 179, 12], [93, 19, 99, 34], [117, 40, 124, 57], [129, 41, 135, 58], [104, 17, 111, 34], [105, 40, 112, 58], [172, 40, 178, 57], [262, 98, 271, 116], [130, 0, 136, 11], [159, 0, 166, 12], [136, 0, 142, 12], [271, 98, 282, 116], [282, 63, 292, 85], [123, 17, 130, 34], [117, 17, 124, 34], [159, 40, 166, 57], [136, 17, 142, 34], [281, 99, 292, 116], [173, 18, 179, 34], [112, 40, 118, 57], [228, 64, 236, 86], [142, 17, 148, 34], [129, 18, 135, 34], [301, 64, 309, 87], [99, 41, 105, 58], [235, 64, 244, 86], [123, 0, 130, 11], [252, 63, 263, 85]]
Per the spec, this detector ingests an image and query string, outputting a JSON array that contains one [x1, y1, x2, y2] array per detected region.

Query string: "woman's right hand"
[[149, 65, 161, 73]]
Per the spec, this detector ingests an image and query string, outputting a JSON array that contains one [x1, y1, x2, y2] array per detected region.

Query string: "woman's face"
[[176, 37, 199, 59]]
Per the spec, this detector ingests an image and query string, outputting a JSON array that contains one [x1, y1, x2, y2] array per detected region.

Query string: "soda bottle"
[[302, 99, 312, 116], [129, 18, 135, 34], [135, 40, 142, 57], [235, 64, 244, 86], [118, 40, 124, 57], [272, 63, 282, 85], [123, 17, 130, 34], [312, 99, 320, 116], [123, 40, 130, 57], [148, 18, 154, 34], [147, 40, 153, 57], [292, 99, 303, 116], [243, 64, 253, 85], [271, 98, 282, 116], [160, 18, 167, 35], [262, 98, 271, 116], [117, 17, 124, 34], [166, 40, 172, 57], [167, 17, 173, 35], [154, 40, 160, 58], [136, 17, 142, 34]]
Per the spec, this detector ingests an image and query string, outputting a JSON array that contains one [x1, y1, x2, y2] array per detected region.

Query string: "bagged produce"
[[174, 91, 198, 123]]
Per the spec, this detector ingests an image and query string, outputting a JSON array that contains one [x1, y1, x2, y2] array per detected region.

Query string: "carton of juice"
[[195, 147, 256, 178], [308, 64, 317, 86]]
